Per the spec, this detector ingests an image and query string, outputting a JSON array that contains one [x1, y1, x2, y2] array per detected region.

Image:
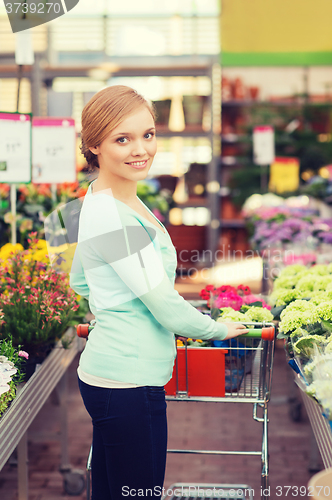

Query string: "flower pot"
[[182, 95, 208, 131], [22, 342, 55, 381], [153, 100, 172, 130]]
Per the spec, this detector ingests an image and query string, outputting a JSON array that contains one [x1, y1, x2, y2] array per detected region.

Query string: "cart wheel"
[[63, 469, 85, 496], [289, 398, 302, 422]]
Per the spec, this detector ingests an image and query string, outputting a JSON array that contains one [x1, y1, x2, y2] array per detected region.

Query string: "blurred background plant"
[[0, 175, 170, 248], [136, 179, 172, 222]]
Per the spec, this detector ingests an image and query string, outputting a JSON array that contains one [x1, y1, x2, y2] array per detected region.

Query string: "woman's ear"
[[89, 146, 99, 155]]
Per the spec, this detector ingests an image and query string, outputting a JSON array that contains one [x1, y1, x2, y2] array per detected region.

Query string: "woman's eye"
[[117, 137, 128, 144], [144, 132, 155, 139]]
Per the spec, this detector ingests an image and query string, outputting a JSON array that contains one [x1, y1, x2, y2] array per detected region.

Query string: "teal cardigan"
[[70, 182, 228, 386]]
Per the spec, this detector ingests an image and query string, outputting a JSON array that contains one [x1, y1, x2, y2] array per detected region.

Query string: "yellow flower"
[[31, 249, 49, 263], [0, 243, 24, 261], [31, 239, 48, 251]]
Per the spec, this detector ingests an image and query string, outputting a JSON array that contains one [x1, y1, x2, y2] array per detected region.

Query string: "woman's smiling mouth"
[[126, 160, 148, 169]]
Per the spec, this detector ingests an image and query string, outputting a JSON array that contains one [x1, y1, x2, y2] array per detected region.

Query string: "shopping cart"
[[76, 320, 276, 500], [163, 321, 276, 500]]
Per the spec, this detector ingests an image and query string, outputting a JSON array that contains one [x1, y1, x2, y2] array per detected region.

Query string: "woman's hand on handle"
[[176, 322, 249, 343], [222, 322, 249, 340]]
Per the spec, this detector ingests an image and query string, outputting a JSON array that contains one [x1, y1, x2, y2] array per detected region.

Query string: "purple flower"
[[319, 232, 332, 244]]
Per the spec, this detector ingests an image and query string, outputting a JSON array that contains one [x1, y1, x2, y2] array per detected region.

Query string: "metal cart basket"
[[164, 321, 276, 500]]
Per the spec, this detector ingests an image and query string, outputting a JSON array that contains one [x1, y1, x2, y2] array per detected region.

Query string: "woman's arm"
[[79, 205, 247, 340], [69, 245, 90, 298]]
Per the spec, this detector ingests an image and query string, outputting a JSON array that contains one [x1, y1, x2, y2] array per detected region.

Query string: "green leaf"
[[277, 331, 289, 340], [271, 305, 286, 320], [247, 301, 264, 308], [23, 204, 45, 215], [321, 320, 332, 333]]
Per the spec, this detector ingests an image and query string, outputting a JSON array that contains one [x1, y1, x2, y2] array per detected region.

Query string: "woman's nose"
[[131, 140, 146, 156]]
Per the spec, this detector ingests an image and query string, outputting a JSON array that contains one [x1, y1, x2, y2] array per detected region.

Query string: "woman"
[[70, 85, 248, 499]]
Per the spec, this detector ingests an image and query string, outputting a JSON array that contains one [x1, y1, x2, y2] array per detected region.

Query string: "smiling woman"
[[72, 85, 248, 500], [88, 107, 157, 192]]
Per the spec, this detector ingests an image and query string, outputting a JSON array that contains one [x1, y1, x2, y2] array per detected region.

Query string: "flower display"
[[242, 306, 274, 323], [271, 264, 332, 310], [0, 233, 80, 358], [199, 284, 271, 312], [199, 283, 273, 326], [0, 338, 28, 417], [303, 351, 332, 419], [0, 176, 171, 249], [216, 306, 273, 324], [278, 297, 332, 359], [243, 199, 332, 262]]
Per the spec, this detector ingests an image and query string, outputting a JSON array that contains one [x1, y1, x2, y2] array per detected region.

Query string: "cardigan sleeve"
[[77, 199, 228, 341], [69, 245, 90, 299]]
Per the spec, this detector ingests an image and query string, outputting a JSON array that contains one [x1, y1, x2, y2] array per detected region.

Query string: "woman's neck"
[[92, 173, 137, 203]]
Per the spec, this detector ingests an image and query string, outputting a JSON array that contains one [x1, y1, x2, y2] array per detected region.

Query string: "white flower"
[[0, 372, 10, 395], [0, 362, 17, 395]]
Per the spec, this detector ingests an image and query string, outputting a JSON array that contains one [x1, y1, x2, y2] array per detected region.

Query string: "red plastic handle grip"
[[77, 324, 90, 338], [261, 326, 275, 341]]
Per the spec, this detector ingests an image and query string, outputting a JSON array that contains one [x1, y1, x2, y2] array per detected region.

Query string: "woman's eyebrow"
[[112, 127, 156, 137]]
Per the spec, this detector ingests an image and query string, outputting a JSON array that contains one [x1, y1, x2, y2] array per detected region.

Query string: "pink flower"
[[152, 208, 165, 222], [243, 294, 271, 310], [18, 350, 29, 360], [214, 292, 243, 311]]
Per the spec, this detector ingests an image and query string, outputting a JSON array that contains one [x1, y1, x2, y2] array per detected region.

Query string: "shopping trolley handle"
[[76, 321, 95, 339], [76, 323, 275, 341], [239, 326, 275, 341]]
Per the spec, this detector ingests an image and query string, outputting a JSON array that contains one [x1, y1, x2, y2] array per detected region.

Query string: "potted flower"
[[0, 233, 81, 379], [277, 298, 332, 375], [0, 337, 28, 417]]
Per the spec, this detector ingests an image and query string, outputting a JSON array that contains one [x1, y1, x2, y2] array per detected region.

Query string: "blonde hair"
[[81, 85, 155, 171]]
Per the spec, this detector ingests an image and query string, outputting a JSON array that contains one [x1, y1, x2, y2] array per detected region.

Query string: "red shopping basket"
[[165, 347, 228, 397]]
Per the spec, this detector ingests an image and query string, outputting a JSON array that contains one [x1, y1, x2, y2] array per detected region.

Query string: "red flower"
[[237, 284, 251, 296], [75, 187, 88, 198]]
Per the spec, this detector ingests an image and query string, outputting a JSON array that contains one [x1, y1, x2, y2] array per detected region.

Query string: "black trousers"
[[78, 378, 167, 499]]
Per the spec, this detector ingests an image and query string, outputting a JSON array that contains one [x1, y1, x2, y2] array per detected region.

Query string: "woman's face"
[[89, 105, 157, 182]]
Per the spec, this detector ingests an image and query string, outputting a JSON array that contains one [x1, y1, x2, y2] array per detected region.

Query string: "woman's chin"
[[132, 168, 151, 180]]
